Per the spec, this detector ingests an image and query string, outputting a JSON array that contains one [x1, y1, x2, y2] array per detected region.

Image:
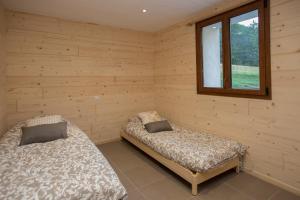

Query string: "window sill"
[[197, 89, 272, 100]]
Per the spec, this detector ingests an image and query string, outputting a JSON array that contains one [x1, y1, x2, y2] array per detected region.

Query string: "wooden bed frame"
[[120, 130, 240, 195]]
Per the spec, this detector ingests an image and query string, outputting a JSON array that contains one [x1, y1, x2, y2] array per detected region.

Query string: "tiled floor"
[[98, 140, 299, 200]]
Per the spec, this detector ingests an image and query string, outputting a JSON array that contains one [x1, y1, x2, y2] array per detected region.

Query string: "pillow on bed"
[[26, 115, 63, 127], [144, 120, 173, 133], [20, 121, 68, 146], [138, 111, 162, 125]]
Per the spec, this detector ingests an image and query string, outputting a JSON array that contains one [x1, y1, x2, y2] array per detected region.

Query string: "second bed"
[[122, 116, 247, 195]]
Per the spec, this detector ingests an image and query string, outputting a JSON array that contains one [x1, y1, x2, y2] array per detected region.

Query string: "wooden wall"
[[5, 11, 155, 144], [3, 0, 299, 195], [154, 0, 300, 195], [0, 3, 6, 136]]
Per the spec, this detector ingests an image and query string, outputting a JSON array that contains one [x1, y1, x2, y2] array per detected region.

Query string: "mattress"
[[125, 117, 247, 172], [0, 119, 127, 200]]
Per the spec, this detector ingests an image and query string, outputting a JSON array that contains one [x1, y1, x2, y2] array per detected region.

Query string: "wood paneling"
[[0, 3, 6, 136], [5, 11, 155, 144], [154, 0, 300, 195], [3, 0, 299, 195]]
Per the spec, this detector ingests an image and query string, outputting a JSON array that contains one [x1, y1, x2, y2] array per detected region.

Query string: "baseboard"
[[244, 168, 300, 196]]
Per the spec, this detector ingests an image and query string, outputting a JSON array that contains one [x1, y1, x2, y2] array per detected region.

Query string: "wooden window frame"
[[195, 0, 271, 99]]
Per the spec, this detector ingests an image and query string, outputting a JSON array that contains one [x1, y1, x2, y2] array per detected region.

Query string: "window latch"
[[264, 0, 268, 8], [265, 87, 269, 95]]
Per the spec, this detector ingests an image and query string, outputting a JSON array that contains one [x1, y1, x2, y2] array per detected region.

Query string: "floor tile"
[[99, 140, 138, 159], [113, 167, 133, 189], [270, 189, 300, 200], [113, 166, 148, 200], [126, 187, 147, 200], [125, 164, 167, 188], [225, 172, 278, 200], [109, 154, 146, 171], [191, 181, 252, 200], [141, 178, 192, 200], [100, 145, 150, 171]]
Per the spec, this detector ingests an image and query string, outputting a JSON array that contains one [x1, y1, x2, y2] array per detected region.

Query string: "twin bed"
[[0, 119, 127, 200], [122, 116, 247, 195], [0, 113, 246, 198]]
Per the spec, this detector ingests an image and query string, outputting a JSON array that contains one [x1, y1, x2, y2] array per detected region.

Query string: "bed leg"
[[192, 183, 198, 196], [235, 165, 240, 174]]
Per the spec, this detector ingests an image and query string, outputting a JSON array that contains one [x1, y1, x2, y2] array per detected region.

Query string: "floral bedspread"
[[0, 120, 127, 200], [126, 117, 247, 172]]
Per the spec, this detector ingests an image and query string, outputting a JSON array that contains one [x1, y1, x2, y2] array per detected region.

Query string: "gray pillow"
[[144, 120, 173, 133], [20, 121, 68, 146]]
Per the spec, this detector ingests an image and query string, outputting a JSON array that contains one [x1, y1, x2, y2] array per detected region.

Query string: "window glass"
[[230, 10, 260, 90], [195, 0, 271, 99], [202, 22, 223, 88]]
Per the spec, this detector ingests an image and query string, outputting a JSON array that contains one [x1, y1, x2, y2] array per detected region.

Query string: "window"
[[196, 0, 271, 99]]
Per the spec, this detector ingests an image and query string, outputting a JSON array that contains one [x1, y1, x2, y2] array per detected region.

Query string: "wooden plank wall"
[[5, 11, 155, 144], [3, 0, 299, 195], [0, 3, 6, 136], [154, 0, 300, 195]]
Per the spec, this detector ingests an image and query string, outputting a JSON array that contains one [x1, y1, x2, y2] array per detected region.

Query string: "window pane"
[[202, 22, 223, 88], [230, 10, 259, 90]]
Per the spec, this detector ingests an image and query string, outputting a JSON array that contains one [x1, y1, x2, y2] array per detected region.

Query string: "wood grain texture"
[[0, 3, 6, 136], [2, 0, 299, 195], [154, 0, 300, 195], [5, 11, 155, 144]]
